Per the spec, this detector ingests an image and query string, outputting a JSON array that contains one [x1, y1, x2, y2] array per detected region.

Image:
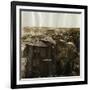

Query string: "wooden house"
[[23, 38, 56, 78]]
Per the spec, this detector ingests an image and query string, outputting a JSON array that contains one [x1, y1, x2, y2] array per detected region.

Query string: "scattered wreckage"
[[21, 30, 80, 78]]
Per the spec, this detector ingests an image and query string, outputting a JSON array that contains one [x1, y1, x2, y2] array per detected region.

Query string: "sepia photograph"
[[11, 1, 87, 89], [20, 11, 80, 79]]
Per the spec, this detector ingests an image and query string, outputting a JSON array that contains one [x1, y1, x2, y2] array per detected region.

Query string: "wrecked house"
[[22, 37, 56, 78]]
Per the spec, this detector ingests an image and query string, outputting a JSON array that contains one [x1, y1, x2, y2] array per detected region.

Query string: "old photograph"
[[20, 11, 80, 79], [11, 1, 87, 89], [10, 1, 88, 89]]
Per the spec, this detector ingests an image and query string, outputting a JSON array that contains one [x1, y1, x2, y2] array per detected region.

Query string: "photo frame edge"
[[11, 1, 88, 89]]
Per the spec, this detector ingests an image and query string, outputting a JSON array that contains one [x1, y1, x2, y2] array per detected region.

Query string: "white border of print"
[[16, 6, 85, 85]]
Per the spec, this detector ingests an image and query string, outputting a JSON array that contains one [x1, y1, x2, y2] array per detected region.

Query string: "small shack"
[[23, 37, 56, 78]]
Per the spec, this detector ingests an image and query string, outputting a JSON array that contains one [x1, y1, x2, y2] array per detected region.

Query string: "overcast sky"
[[21, 11, 81, 28]]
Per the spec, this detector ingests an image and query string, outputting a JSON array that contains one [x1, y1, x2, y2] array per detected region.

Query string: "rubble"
[[21, 27, 80, 78]]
